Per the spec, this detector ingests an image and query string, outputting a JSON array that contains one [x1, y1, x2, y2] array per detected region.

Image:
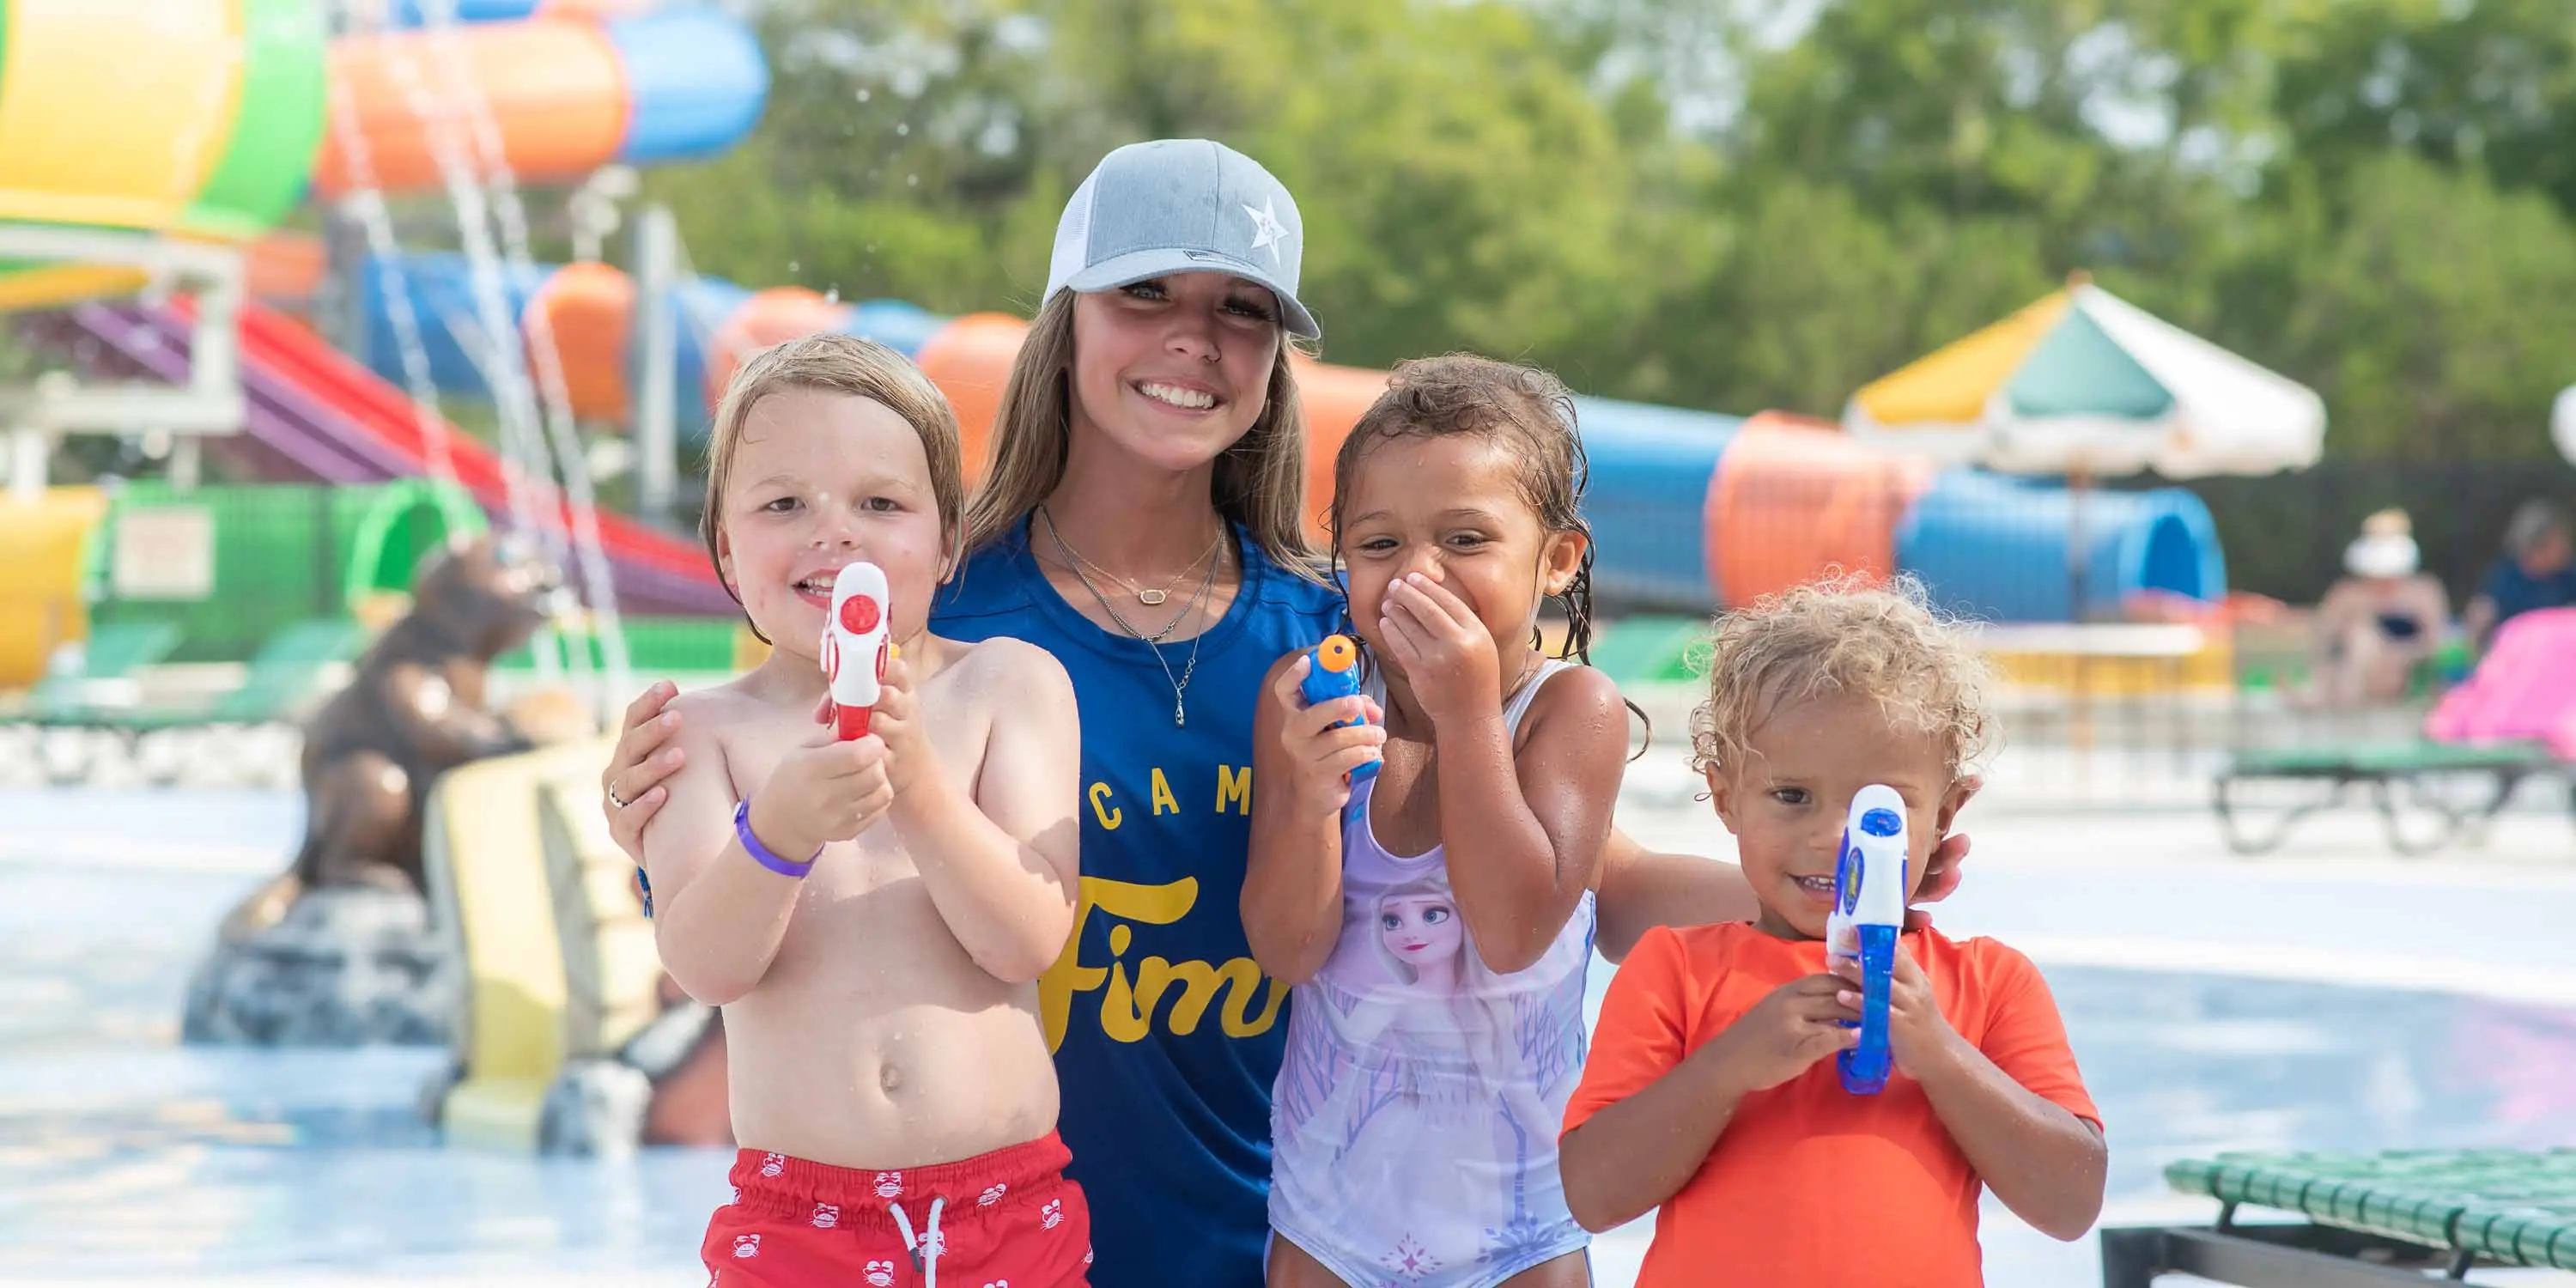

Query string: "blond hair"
[[1689, 574, 1994, 780], [699, 334, 968, 631], [961, 290, 1323, 574]]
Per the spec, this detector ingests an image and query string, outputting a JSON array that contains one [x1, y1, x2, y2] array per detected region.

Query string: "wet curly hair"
[[1688, 574, 1995, 781], [1328, 353, 1598, 663]]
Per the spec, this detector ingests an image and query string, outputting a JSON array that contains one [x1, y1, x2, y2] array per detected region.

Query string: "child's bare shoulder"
[[665, 678, 777, 734], [940, 635, 1073, 700], [660, 680, 801, 784], [1524, 661, 1626, 725]]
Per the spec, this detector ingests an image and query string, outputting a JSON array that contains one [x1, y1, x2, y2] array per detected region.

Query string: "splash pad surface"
[[3, 786, 2570, 1285]]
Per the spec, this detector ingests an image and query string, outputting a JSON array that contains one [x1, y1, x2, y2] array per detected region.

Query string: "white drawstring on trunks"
[[888, 1196, 945, 1288]]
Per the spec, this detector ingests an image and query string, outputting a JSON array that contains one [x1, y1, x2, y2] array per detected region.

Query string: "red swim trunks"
[[702, 1132, 1091, 1288]]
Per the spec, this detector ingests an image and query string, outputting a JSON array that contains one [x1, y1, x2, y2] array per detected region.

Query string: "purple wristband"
[[734, 799, 820, 877]]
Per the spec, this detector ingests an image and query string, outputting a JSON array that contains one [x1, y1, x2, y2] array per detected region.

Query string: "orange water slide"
[[1703, 412, 1936, 607], [314, 8, 767, 198]]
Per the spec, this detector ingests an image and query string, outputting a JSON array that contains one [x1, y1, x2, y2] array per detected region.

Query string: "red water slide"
[[184, 296, 732, 612]]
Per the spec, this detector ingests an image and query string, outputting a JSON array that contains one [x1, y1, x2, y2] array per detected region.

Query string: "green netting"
[[88, 481, 484, 664], [498, 617, 742, 675], [2167, 1150, 2576, 1270]]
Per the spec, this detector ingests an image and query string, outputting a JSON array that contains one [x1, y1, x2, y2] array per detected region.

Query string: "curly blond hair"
[[1688, 574, 1995, 780]]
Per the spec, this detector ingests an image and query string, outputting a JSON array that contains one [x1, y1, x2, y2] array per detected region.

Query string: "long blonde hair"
[[962, 289, 1324, 576]]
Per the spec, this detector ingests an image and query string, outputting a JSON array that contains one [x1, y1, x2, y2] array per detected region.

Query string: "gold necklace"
[[1038, 506, 1222, 607], [1042, 510, 1223, 726], [1038, 507, 1206, 641]]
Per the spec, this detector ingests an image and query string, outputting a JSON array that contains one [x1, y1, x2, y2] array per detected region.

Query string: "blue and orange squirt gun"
[[823, 562, 892, 741], [1828, 785, 1909, 1095], [1300, 634, 1380, 782]]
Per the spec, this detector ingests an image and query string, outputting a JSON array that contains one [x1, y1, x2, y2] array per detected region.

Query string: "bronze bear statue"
[[289, 532, 561, 894]]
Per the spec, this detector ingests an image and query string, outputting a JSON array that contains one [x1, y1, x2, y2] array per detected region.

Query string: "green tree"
[[641, 0, 1063, 312], [2266, 0, 2576, 217], [2269, 153, 2576, 459]]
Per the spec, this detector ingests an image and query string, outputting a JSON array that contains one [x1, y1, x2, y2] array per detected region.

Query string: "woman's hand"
[[1913, 822, 1972, 920], [602, 682, 685, 863]]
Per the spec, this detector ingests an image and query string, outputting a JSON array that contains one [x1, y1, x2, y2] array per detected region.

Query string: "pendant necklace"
[[1042, 508, 1222, 608], [1042, 507, 1224, 726]]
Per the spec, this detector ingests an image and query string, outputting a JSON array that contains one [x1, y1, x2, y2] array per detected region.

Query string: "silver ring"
[[607, 785, 632, 810]]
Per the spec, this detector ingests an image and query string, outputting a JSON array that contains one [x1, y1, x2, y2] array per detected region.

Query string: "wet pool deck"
[[4, 756, 2573, 1286]]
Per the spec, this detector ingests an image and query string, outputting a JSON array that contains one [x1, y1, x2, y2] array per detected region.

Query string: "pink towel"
[[2425, 607, 2576, 758]]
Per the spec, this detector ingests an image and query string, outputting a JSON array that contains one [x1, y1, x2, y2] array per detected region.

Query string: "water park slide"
[[363, 252, 2233, 620], [0, 0, 2219, 622], [0, 0, 766, 311], [313, 5, 767, 200], [51, 298, 733, 617]]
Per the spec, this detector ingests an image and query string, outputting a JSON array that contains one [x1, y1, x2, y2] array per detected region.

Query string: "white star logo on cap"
[[1243, 197, 1291, 265]]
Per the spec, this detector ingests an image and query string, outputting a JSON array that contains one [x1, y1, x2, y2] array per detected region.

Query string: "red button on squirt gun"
[[821, 562, 891, 740]]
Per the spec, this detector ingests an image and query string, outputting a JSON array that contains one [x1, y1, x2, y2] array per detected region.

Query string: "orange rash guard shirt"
[[1563, 923, 2100, 1287]]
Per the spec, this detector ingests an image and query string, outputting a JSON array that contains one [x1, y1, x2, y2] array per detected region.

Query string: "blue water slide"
[[844, 300, 946, 358], [384, 0, 550, 24], [664, 276, 753, 435], [1893, 471, 2227, 622], [605, 9, 772, 165], [1574, 397, 1740, 611], [359, 251, 550, 397]]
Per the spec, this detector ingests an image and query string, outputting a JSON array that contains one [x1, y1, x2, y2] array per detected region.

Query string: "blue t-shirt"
[[933, 518, 1344, 1288], [2481, 556, 2576, 641]]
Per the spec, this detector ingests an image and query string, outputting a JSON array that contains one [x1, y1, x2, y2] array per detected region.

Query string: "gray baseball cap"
[[1045, 139, 1321, 339]]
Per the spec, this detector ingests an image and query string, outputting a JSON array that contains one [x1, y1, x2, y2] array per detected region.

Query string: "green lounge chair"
[[2213, 740, 2564, 857], [121, 617, 365, 732], [2104, 1148, 2576, 1285], [86, 618, 368, 787], [17, 621, 184, 726], [13, 619, 361, 786]]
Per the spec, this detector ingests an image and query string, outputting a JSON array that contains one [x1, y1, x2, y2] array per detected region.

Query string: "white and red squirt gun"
[[822, 562, 891, 740]]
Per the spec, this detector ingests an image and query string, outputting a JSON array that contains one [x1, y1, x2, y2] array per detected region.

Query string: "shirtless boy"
[[639, 334, 1091, 1287]]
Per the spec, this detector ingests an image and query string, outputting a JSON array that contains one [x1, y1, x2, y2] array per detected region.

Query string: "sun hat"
[[2344, 507, 2421, 579]]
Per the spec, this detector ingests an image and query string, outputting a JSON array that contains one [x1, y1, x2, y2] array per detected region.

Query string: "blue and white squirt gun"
[[1299, 634, 1380, 782], [1828, 785, 1908, 1095]]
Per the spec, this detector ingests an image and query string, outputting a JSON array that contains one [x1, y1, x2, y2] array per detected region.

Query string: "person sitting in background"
[[2309, 508, 2449, 708], [2464, 500, 2576, 654]]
